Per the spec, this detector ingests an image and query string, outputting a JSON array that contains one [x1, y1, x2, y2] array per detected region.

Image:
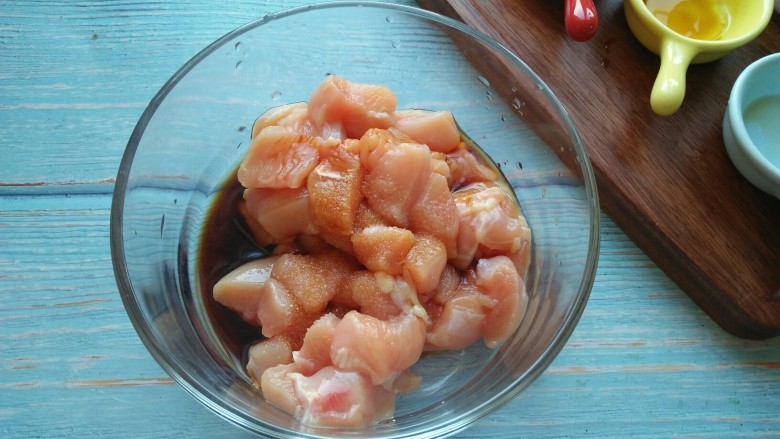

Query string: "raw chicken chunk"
[[308, 75, 397, 139], [452, 182, 532, 274], [403, 234, 447, 297], [246, 336, 294, 383], [251, 102, 309, 139], [308, 147, 363, 236], [213, 256, 278, 325], [474, 256, 527, 348], [238, 201, 275, 247], [353, 201, 388, 231], [432, 264, 461, 304], [345, 270, 402, 320], [293, 366, 396, 427], [351, 225, 415, 275], [408, 172, 459, 258], [430, 152, 451, 180], [251, 101, 346, 140], [355, 127, 413, 170], [446, 145, 499, 189], [258, 316, 412, 427], [271, 250, 359, 314], [426, 286, 494, 350], [331, 310, 426, 385], [294, 313, 340, 376], [426, 256, 527, 350], [243, 186, 316, 243], [363, 141, 432, 227], [260, 363, 300, 415], [394, 109, 460, 153], [256, 278, 309, 338], [238, 126, 320, 189]]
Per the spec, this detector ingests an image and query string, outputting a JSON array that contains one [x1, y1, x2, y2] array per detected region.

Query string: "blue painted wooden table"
[[1, 1, 778, 437]]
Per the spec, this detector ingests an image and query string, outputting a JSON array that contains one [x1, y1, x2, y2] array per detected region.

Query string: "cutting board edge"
[[416, 0, 780, 340], [596, 172, 780, 340]]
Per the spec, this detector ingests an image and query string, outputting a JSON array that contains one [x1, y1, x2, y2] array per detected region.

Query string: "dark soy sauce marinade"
[[198, 174, 269, 363], [197, 128, 519, 369]]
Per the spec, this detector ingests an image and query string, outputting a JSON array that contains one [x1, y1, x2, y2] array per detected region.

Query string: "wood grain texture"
[[2, 197, 778, 438], [417, 0, 780, 339], [1, 1, 780, 438]]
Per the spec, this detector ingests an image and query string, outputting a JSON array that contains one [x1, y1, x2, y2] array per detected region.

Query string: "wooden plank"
[[0, 0, 318, 187], [418, 0, 780, 339], [3, 2, 780, 438], [1, 194, 779, 438]]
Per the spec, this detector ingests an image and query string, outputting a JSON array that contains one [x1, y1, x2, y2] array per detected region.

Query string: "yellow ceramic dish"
[[625, 0, 773, 116]]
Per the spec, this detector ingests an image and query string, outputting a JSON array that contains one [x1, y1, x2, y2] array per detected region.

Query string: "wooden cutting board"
[[418, 0, 780, 339]]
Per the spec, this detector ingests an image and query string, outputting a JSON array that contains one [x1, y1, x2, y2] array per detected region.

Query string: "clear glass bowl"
[[110, 2, 600, 438]]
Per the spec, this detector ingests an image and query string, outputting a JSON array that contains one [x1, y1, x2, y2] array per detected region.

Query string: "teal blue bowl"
[[724, 53, 780, 200]]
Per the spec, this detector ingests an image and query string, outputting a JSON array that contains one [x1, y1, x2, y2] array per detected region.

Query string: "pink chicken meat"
[[212, 75, 531, 427]]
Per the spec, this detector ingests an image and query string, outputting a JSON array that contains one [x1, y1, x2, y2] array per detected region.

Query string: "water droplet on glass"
[[513, 98, 525, 117], [500, 114, 506, 122], [237, 125, 246, 132], [235, 41, 242, 51], [515, 162, 523, 170], [235, 60, 242, 69], [478, 76, 490, 87], [391, 40, 400, 49], [510, 86, 518, 93], [271, 91, 282, 100], [542, 188, 547, 198], [486, 91, 493, 101], [385, 16, 393, 23]]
